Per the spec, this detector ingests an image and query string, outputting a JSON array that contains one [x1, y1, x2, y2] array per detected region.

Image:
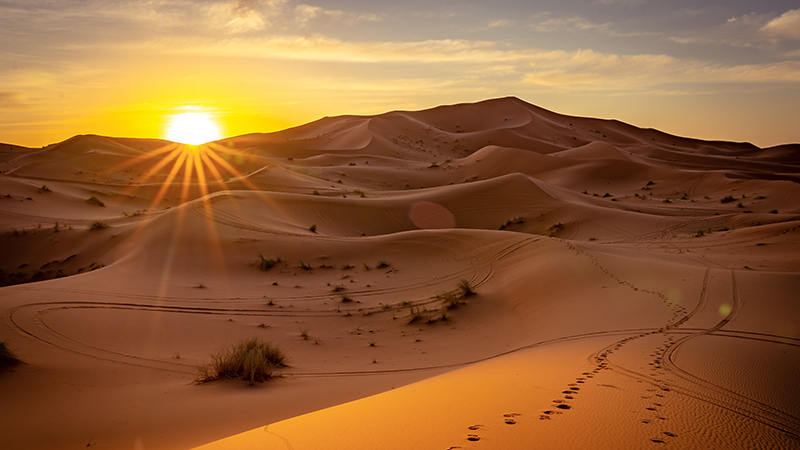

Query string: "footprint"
[[505, 419, 516, 425], [467, 425, 483, 431], [651, 439, 666, 444], [663, 432, 677, 437], [467, 435, 480, 442], [556, 404, 571, 410]]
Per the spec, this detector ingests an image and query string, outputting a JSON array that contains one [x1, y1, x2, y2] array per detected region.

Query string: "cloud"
[[0, 92, 27, 109], [760, 9, 800, 41], [293, 3, 382, 28], [487, 19, 515, 28], [531, 16, 610, 33], [522, 48, 800, 90]]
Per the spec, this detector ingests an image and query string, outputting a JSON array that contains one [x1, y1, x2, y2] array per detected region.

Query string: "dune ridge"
[[0, 97, 798, 450]]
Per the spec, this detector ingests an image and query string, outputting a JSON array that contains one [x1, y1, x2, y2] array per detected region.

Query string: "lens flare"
[[166, 112, 222, 145]]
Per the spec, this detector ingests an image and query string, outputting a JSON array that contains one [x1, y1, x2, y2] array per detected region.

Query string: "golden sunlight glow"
[[166, 112, 222, 145]]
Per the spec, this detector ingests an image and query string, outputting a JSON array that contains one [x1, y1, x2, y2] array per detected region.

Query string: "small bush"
[[720, 195, 736, 204], [89, 221, 109, 231], [459, 279, 476, 297], [376, 260, 391, 269], [198, 338, 287, 385], [259, 255, 281, 271], [86, 196, 105, 207], [0, 341, 23, 372], [499, 216, 525, 230], [309, 224, 317, 233], [298, 261, 313, 271], [340, 293, 353, 303]]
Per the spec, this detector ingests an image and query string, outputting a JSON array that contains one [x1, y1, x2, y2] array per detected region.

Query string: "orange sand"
[[1, 97, 798, 449]]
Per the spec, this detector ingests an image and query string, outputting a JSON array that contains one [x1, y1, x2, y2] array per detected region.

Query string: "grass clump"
[[258, 255, 282, 271], [197, 337, 287, 385], [86, 196, 105, 207], [458, 279, 477, 297], [0, 341, 23, 372], [89, 221, 110, 231], [376, 259, 391, 269], [499, 216, 525, 230]]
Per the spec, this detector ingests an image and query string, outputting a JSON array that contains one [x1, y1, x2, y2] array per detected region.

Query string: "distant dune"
[[1, 97, 798, 450]]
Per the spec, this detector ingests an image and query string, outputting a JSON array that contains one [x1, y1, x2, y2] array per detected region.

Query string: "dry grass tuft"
[[197, 338, 287, 385], [0, 341, 23, 372]]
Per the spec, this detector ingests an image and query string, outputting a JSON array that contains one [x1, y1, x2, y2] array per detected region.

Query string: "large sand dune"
[[1, 97, 798, 449]]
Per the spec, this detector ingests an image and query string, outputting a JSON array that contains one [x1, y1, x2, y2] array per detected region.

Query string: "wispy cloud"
[[759, 9, 800, 41], [530, 16, 611, 33]]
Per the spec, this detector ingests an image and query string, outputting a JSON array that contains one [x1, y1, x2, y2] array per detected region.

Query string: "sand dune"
[[0, 97, 798, 449]]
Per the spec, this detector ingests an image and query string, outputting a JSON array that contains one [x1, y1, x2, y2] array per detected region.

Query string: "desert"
[[1, 97, 799, 449]]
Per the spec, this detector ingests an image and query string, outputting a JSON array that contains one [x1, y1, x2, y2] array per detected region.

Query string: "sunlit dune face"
[[166, 112, 222, 145]]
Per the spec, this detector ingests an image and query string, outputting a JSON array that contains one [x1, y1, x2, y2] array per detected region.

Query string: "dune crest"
[[0, 97, 798, 450]]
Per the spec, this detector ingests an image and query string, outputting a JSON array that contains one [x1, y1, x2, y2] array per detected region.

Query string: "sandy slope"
[[0, 97, 798, 450]]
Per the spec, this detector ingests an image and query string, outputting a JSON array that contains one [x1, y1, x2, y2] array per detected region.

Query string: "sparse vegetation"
[[89, 221, 109, 231], [309, 224, 317, 233], [38, 185, 51, 193], [298, 261, 313, 271], [769, 209, 778, 214], [499, 216, 525, 230], [258, 255, 282, 271], [458, 279, 477, 298], [340, 293, 354, 303], [299, 329, 310, 340], [86, 196, 105, 207], [720, 195, 736, 204], [0, 341, 23, 372], [376, 260, 391, 269], [197, 337, 287, 385]]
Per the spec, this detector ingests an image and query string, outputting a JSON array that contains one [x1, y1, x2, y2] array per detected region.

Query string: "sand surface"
[[1, 97, 798, 449]]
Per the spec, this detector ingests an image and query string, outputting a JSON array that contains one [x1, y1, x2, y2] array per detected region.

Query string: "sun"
[[166, 112, 222, 145]]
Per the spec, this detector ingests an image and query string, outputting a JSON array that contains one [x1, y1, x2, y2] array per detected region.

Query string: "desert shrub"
[[309, 224, 317, 233], [499, 216, 525, 230], [0, 341, 23, 372], [458, 279, 476, 297], [197, 337, 287, 385], [89, 221, 109, 230], [259, 255, 281, 271], [376, 260, 390, 269], [86, 196, 105, 207], [720, 195, 736, 204], [298, 261, 313, 271]]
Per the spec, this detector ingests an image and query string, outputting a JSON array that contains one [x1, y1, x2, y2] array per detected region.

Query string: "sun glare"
[[166, 112, 222, 145]]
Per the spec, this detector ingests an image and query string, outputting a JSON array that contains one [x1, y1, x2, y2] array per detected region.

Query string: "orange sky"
[[1, 1, 799, 148]]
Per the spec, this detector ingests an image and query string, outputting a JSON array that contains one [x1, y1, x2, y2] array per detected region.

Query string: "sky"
[[1, 0, 799, 148]]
